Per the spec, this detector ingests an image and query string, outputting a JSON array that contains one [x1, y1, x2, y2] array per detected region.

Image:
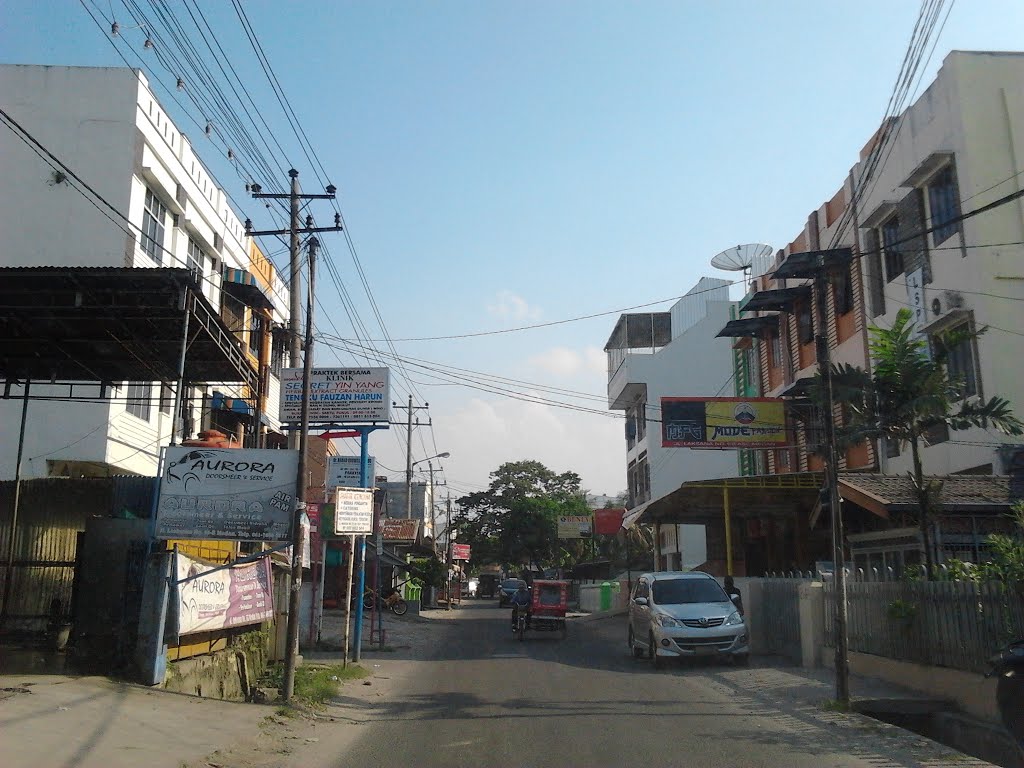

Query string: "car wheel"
[[650, 634, 664, 669]]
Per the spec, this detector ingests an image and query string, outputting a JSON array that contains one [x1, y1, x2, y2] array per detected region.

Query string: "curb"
[[573, 608, 627, 623]]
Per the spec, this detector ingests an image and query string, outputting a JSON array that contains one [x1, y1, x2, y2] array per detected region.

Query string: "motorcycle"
[[988, 638, 1024, 765]]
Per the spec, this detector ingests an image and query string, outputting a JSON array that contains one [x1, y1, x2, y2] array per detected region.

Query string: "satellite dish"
[[711, 243, 774, 272]]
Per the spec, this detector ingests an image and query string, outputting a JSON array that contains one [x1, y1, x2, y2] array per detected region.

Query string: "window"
[[797, 301, 814, 344], [881, 216, 903, 283], [928, 166, 960, 245], [159, 383, 173, 416], [270, 329, 285, 377], [636, 399, 647, 442], [884, 436, 901, 459], [186, 238, 204, 284], [141, 188, 167, 264], [834, 265, 854, 315], [941, 322, 978, 399], [248, 312, 264, 356], [769, 330, 782, 367], [126, 382, 153, 421]]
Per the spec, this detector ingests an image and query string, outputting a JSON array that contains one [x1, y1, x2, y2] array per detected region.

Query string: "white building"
[[604, 277, 738, 570], [0, 64, 290, 478], [855, 51, 1024, 477]]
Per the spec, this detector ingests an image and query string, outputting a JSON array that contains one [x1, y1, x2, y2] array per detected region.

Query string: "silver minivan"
[[628, 572, 748, 668]]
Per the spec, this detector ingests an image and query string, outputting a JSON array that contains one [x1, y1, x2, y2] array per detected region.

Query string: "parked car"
[[627, 572, 748, 668], [498, 578, 527, 607]]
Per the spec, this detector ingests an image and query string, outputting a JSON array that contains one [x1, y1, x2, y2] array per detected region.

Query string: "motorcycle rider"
[[510, 582, 531, 631]]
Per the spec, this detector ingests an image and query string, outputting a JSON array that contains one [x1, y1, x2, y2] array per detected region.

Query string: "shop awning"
[[772, 248, 853, 280], [739, 286, 811, 313], [716, 315, 780, 338], [222, 267, 274, 311], [211, 390, 254, 416]]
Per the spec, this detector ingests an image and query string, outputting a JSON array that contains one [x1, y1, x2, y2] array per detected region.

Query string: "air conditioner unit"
[[944, 290, 965, 309]]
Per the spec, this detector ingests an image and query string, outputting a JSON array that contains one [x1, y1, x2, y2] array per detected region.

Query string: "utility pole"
[[812, 253, 850, 706], [446, 495, 453, 611], [246, 173, 341, 702], [392, 397, 429, 518]]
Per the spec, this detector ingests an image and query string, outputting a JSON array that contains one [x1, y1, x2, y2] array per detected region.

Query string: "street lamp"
[[406, 452, 450, 519]]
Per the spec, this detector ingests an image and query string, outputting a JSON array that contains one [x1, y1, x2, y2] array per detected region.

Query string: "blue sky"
[[3, 1, 1023, 498]]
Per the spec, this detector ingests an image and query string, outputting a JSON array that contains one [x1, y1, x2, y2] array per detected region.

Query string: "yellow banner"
[[704, 400, 787, 446]]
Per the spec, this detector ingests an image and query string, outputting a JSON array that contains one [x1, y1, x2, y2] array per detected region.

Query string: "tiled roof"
[[381, 518, 420, 542], [839, 472, 1017, 512]]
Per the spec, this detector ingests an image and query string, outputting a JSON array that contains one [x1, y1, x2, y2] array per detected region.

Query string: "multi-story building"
[[605, 278, 737, 570], [856, 50, 1024, 478], [0, 64, 290, 478]]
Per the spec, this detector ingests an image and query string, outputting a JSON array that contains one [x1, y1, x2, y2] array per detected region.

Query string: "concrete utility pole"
[[246, 173, 341, 702], [811, 253, 850, 706], [392, 397, 429, 518]]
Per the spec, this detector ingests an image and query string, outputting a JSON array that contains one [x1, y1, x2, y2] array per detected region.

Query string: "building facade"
[[0, 65, 290, 478]]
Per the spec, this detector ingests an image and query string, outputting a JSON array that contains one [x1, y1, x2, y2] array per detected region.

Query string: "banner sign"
[[451, 543, 471, 561], [332, 487, 375, 535], [661, 397, 787, 449], [558, 515, 593, 539], [307, 503, 322, 563], [326, 455, 376, 490], [174, 552, 274, 636], [156, 447, 299, 541], [594, 508, 625, 535], [279, 367, 390, 423]]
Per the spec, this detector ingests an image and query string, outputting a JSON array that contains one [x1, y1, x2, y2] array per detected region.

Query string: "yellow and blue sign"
[[661, 397, 787, 449]]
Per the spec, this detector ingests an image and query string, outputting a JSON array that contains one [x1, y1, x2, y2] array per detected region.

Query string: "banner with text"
[[156, 447, 299, 542], [451, 543, 471, 561], [326, 455, 376, 490], [332, 487, 375, 535], [279, 367, 390, 423], [661, 397, 787, 449], [558, 515, 593, 539], [174, 552, 274, 637]]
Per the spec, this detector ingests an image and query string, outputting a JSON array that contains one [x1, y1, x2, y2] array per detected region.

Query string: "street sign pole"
[[352, 428, 371, 662]]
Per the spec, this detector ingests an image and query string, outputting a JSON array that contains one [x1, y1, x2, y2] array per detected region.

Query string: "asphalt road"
[[298, 601, 994, 768]]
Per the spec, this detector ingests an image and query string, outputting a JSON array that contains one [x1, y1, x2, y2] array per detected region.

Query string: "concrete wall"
[[579, 580, 629, 612]]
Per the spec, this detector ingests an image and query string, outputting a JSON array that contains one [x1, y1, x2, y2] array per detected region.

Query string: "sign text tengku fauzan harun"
[[279, 367, 390, 423]]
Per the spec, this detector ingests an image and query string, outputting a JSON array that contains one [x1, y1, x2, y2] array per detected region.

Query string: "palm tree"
[[819, 308, 1022, 575]]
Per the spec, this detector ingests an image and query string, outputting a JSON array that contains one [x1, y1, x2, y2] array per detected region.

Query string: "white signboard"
[[332, 487, 375, 535], [326, 455, 376, 490], [279, 367, 390, 423], [173, 552, 274, 636], [557, 515, 593, 539], [156, 447, 299, 541], [906, 268, 927, 342]]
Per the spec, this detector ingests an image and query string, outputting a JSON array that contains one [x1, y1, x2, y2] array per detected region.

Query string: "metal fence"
[[760, 575, 811, 661], [825, 577, 1024, 674]]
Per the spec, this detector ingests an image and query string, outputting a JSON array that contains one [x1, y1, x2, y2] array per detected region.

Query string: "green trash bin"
[[600, 581, 612, 612]]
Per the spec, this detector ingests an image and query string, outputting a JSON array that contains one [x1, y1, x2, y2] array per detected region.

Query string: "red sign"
[[307, 503, 322, 562], [594, 508, 625, 535], [451, 543, 471, 561]]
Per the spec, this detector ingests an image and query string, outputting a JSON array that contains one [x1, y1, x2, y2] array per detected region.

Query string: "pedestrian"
[[724, 575, 743, 616]]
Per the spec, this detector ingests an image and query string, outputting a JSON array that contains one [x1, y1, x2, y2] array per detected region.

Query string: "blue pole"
[[352, 428, 370, 662]]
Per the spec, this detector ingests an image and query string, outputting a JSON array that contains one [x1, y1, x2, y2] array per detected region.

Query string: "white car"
[[627, 572, 748, 668]]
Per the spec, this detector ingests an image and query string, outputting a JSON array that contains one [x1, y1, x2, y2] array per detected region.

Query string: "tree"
[[820, 309, 1023, 574], [453, 460, 590, 571]]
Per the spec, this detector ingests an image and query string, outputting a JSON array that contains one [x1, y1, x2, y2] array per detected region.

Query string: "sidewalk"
[[0, 674, 275, 768]]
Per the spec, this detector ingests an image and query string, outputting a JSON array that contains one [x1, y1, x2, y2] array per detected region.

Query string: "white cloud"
[[583, 347, 607, 375], [486, 290, 543, 323], [529, 347, 583, 377]]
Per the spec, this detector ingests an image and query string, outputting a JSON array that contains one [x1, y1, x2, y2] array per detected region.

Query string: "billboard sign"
[[332, 487, 375, 535], [279, 367, 390, 423], [661, 397, 787, 449], [155, 447, 299, 541], [451, 543, 471, 561], [593, 508, 625, 535], [173, 552, 274, 636], [557, 515, 593, 539], [326, 455, 376, 490]]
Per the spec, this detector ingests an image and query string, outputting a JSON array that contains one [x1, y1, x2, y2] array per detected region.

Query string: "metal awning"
[[716, 315, 780, 338], [222, 267, 274, 311], [772, 248, 853, 280], [778, 376, 816, 399], [739, 286, 811, 313], [621, 499, 654, 530], [0, 267, 257, 389]]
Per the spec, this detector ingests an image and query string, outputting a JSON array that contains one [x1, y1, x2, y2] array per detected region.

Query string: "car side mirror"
[[633, 597, 648, 606], [730, 594, 741, 606]]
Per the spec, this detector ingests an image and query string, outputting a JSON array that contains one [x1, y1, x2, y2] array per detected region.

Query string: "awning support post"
[[723, 484, 733, 576]]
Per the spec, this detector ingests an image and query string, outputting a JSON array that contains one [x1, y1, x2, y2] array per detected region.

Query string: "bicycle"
[[361, 588, 408, 616]]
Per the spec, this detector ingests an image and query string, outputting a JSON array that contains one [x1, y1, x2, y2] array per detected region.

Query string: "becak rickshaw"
[[514, 580, 569, 640]]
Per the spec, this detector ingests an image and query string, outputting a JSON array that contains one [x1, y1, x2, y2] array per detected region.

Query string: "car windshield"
[[501, 580, 523, 590], [651, 578, 728, 605]]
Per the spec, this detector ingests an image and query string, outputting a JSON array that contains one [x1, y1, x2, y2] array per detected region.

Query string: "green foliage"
[[409, 556, 447, 588], [454, 460, 588, 570], [886, 598, 918, 621], [262, 663, 368, 709], [813, 309, 1023, 574]]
